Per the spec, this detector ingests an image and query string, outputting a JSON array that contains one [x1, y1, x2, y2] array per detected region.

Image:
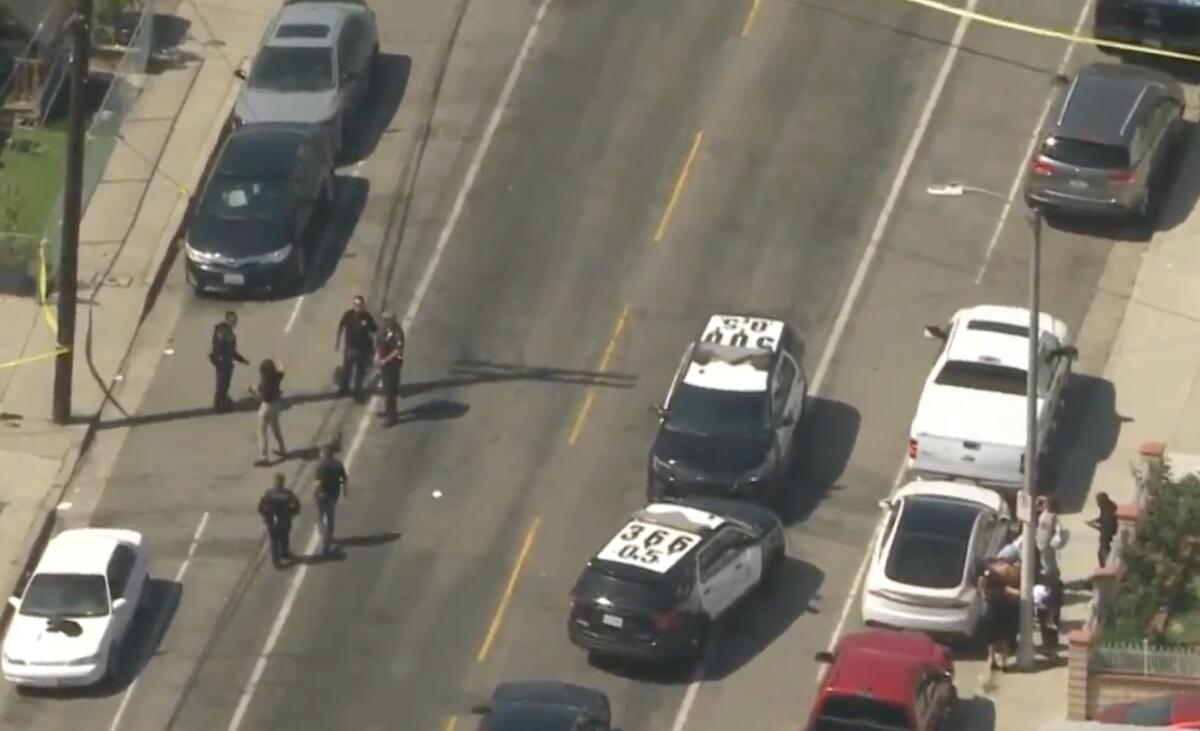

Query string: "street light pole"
[[53, 0, 92, 424], [927, 181, 1043, 670], [1016, 207, 1044, 671]]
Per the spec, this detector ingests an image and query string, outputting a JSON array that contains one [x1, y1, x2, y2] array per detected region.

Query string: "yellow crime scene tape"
[[0, 239, 68, 371], [900, 0, 1200, 65]]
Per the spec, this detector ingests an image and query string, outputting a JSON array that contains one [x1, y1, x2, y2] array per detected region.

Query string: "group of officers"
[[209, 295, 406, 567]]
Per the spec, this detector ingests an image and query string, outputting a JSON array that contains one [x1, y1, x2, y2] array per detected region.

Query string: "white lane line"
[[973, 0, 1094, 285], [669, 4, 980, 728], [283, 161, 368, 334], [109, 512, 211, 731], [224, 2, 554, 729]]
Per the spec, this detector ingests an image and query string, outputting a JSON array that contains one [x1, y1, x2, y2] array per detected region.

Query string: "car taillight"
[[1030, 159, 1053, 175], [907, 438, 918, 459], [654, 609, 681, 631], [1108, 169, 1134, 184]]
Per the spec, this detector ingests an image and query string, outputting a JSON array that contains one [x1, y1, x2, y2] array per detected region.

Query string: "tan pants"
[[257, 401, 286, 459]]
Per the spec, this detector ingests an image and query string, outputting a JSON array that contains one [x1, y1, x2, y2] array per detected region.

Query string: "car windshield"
[[482, 705, 594, 731], [1042, 137, 1129, 169], [934, 360, 1028, 396], [250, 46, 334, 92], [20, 574, 109, 618], [667, 382, 769, 436], [884, 498, 979, 589], [202, 178, 289, 220], [816, 696, 913, 731], [1123, 696, 1174, 726]]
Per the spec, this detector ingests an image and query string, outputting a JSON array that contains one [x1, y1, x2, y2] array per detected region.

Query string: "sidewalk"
[[0, 0, 274, 628], [971, 144, 1200, 729]]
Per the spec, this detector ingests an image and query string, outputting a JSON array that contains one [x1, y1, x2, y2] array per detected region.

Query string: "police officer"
[[335, 295, 378, 399], [257, 473, 301, 568], [314, 444, 348, 555], [375, 312, 405, 424], [210, 311, 249, 412]]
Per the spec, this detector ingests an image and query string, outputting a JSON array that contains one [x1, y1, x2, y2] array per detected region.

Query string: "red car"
[[808, 629, 957, 731], [1096, 691, 1200, 728]]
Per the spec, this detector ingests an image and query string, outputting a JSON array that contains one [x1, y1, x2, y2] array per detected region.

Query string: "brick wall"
[[1068, 630, 1200, 718]]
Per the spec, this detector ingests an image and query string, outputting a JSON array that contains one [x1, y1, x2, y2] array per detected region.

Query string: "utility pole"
[[1016, 207, 1044, 671], [53, 0, 91, 424]]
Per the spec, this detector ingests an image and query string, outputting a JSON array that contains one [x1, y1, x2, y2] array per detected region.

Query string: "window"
[[250, 46, 335, 92], [203, 178, 291, 220], [933, 360, 1027, 396], [816, 695, 913, 731], [107, 545, 138, 598], [20, 574, 109, 618], [1041, 137, 1129, 169], [667, 383, 770, 435], [697, 531, 739, 581]]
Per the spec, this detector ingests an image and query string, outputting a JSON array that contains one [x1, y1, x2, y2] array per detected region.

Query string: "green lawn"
[[0, 124, 68, 239]]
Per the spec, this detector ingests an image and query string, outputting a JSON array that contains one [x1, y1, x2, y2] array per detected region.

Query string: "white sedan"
[[3, 528, 150, 688], [862, 481, 1011, 639]]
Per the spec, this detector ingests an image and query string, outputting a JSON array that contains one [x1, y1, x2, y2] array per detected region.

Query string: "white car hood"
[[911, 384, 1043, 446], [3, 613, 108, 663]]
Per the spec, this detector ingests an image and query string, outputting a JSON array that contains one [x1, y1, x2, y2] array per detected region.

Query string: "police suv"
[[567, 498, 785, 664], [648, 314, 808, 503]]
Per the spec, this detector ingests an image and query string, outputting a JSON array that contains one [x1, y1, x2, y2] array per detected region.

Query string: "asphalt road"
[[0, 0, 1167, 729]]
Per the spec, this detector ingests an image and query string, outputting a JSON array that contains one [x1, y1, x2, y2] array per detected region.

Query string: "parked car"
[[1095, 0, 1200, 56], [1024, 62, 1184, 223], [647, 313, 808, 504], [1096, 690, 1200, 728], [907, 305, 1077, 492], [2, 528, 150, 688], [233, 0, 380, 155], [809, 629, 957, 731], [184, 123, 336, 295], [469, 682, 611, 731], [862, 481, 1012, 640]]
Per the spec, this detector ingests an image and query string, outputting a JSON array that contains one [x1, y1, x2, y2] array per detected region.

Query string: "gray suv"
[[233, 0, 379, 155], [1024, 62, 1184, 223]]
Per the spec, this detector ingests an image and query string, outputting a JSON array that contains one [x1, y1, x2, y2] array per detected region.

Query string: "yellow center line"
[[442, 716, 458, 731], [476, 517, 542, 663], [653, 131, 704, 243], [741, 0, 763, 36], [567, 303, 632, 446]]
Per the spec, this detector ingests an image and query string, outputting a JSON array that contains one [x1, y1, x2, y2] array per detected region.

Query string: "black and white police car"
[[567, 498, 785, 664], [648, 314, 809, 503]]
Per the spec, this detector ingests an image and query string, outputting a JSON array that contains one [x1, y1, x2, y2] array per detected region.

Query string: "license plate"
[[223, 273, 245, 285], [601, 613, 624, 629], [1068, 180, 1089, 189]]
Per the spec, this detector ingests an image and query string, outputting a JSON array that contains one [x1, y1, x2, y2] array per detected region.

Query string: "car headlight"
[[67, 653, 99, 666], [259, 243, 293, 264], [185, 242, 221, 265]]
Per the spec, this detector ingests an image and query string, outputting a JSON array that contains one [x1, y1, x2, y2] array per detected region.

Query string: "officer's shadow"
[[289, 531, 402, 565]]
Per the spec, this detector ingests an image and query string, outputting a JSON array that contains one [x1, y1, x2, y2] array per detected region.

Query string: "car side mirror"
[[1052, 345, 1079, 361], [923, 325, 949, 341], [234, 68, 247, 80], [6, 596, 17, 610], [112, 597, 128, 611], [470, 704, 492, 715], [814, 650, 834, 664], [878, 498, 894, 511], [651, 404, 667, 420]]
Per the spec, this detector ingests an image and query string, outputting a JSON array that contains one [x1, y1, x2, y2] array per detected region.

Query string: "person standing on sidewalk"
[[978, 562, 1019, 672], [1034, 581, 1062, 659], [1035, 495, 1061, 580], [1087, 491, 1119, 568], [250, 358, 288, 466], [210, 311, 249, 412], [314, 444, 348, 555], [335, 295, 378, 400], [258, 473, 301, 568], [375, 312, 405, 425]]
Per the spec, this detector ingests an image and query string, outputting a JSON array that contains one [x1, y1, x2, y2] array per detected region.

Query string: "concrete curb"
[[141, 72, 242, 319]]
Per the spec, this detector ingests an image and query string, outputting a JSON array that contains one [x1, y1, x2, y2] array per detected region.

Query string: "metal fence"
[[41, 0, 156, 279], [1092, 640, 1200, 677]]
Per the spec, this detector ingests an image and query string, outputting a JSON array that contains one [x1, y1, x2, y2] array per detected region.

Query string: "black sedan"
[[184, 122, 335, 295], [470, 681, 611, 731]]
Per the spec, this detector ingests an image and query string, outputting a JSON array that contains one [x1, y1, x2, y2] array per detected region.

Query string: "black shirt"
[[315, 457, 347, 502], [377, 324, 405, 363], [211, 322, 242, 363], [259, 369, 284, 403], [1097, 507, 1118, 541], [258, 487, 300, 520], [339, 310, 378, 352]]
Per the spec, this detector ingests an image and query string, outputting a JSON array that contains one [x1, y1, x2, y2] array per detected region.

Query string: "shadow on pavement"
[[147, 14, 202, 73], [95, 388, 344, 430], [301, 175, 371, 295], [386, 398, 470, 427], [1049, 375, 1123, 515], [16, 578, 182, 699], [403, 359, 639, 398], [951, 696, 996, 731], [779, 398, 861, 526], [292, 531, 402, 565], [341, 54, 412, 165]]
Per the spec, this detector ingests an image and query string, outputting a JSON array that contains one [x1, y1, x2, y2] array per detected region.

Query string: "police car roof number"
[[596, 521, 700, 573], [701, 315, 782, 351]]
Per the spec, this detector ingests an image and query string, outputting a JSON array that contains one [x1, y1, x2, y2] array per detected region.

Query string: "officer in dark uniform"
[[314, 444, 348, 555], [210, 311, 249, 412], [257, 473, 301, 568], [335, 295, 378, 399], [375, 312, 405, 424]]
